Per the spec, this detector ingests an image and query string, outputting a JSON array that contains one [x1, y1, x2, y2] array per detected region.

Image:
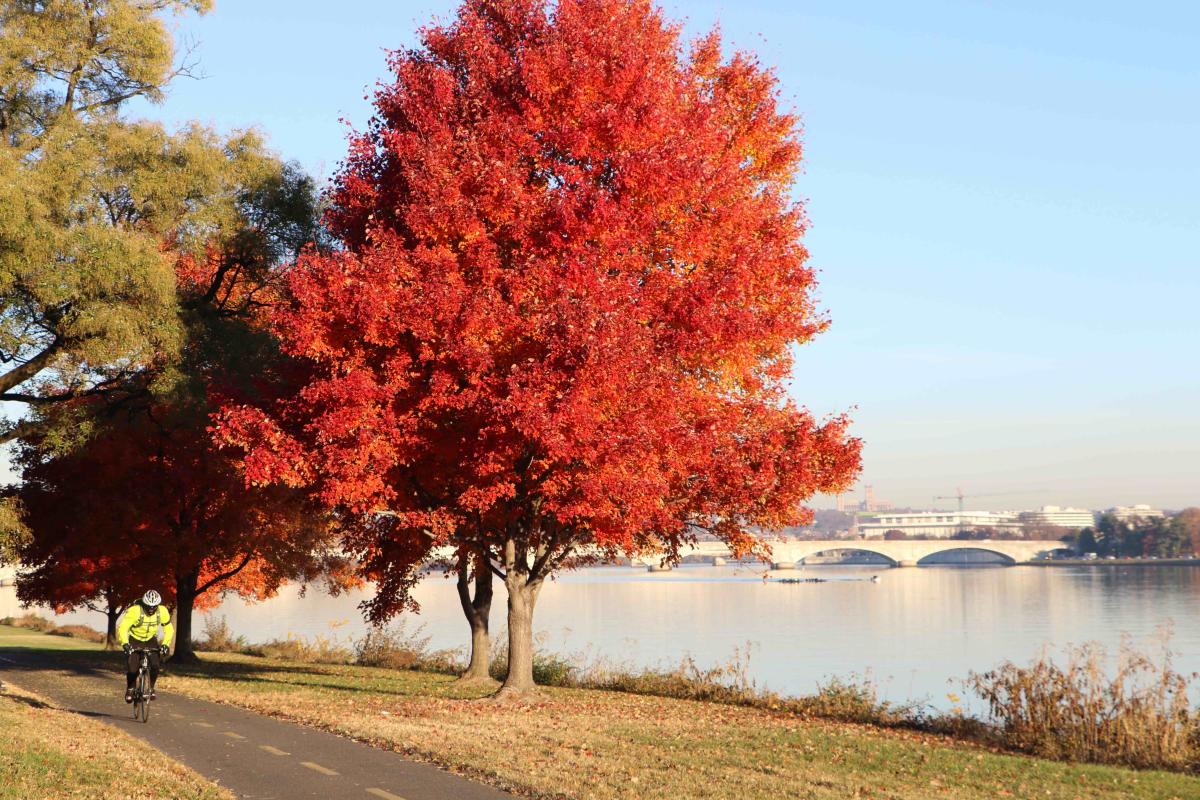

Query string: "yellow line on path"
[[222, 731, 245, 739], [301, 761, 339, 776], [192, 721, 214, 728], [169, 712, 183, 719], [259, 745, 290, 756], [366, 789, 407, 800]]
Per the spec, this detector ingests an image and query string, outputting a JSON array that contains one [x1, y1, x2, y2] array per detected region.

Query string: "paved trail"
[[0, 648, 512, 800]]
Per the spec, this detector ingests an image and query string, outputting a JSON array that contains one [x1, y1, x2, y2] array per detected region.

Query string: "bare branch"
[[195, 551, 256, 596]]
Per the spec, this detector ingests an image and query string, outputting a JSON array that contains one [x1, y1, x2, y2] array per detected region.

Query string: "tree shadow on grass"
[[2, 682, 117, 719], [0, 691, 52, 710], [169, 664, 474, 700], [0, 646, 116, 677], [2, 644, 478, 700]]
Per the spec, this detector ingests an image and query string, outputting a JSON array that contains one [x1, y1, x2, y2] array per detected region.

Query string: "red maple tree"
[[218, 0, 860, 696], [12, 405, 344, 660], [12, 412, 173, 648], [13, 546, 148, 650]]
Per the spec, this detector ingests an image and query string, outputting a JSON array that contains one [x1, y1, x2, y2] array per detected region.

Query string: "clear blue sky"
[[132, 0, 1198, 511]]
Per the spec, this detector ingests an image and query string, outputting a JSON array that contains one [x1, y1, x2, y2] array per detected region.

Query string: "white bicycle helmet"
[[142, 590, 162, 608]]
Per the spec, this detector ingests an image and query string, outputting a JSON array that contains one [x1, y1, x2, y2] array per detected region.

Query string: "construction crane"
[[931, 488, 1044, 537], [932, 488, 1040, 513]]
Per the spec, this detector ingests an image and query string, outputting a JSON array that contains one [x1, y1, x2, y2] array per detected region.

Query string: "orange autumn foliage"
[[217, 0, 860, 689]]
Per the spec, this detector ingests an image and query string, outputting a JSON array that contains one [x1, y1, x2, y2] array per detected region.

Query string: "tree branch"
[[0, 337, 63, 395], [195, 551, 256, 596], [0, 418, 40, 446]]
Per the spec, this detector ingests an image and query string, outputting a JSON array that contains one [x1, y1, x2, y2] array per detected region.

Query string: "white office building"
[[1109, 505, 1165, 523], [857, 511, 1022, 539], [1019, 506, 1096, 531]]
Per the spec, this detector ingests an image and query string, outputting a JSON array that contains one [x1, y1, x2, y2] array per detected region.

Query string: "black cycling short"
[[126, 642, 161, 687]]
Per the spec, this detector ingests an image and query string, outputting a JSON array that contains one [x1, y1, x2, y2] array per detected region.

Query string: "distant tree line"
[[814, 509, 1200, 556], [1066, 510, 1200, 559]]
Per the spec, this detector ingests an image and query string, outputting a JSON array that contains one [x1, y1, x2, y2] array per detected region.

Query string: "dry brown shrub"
[[46, 624, 104, 643], [0, 614, 54, 631], [968, 629, 1200, 771]]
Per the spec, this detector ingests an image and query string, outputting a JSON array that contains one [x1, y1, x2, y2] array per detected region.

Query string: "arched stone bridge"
[[631, 538, 1073, 568]]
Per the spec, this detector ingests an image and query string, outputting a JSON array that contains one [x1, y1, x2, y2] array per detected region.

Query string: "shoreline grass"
[[969, 635, 1200, 770]]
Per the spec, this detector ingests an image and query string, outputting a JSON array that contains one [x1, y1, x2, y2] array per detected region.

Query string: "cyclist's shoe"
[[125, 689, 134, 704], [149, 690, 157, 701]]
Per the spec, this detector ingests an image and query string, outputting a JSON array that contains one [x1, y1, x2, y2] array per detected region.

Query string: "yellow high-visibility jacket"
[[116, 604, 174, 648]]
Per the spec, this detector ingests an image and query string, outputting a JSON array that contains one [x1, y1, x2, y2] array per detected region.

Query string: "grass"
[[5, 623, 1200, 799], [1, 613, 106, 645], [0, 619, 98, 650], [0, 681, 232, 800]]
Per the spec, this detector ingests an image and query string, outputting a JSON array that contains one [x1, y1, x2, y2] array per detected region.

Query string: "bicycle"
[[129, 647, 157, 723]]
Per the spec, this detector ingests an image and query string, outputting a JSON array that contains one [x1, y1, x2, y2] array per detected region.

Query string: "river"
[[5, 563, 1198, 710]]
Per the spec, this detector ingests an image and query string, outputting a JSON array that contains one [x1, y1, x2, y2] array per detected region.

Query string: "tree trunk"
[[172, 569, 199, 662], [456, 553, 494, 683], [496, 569, 541, 700], [103, 603, 119, 651]]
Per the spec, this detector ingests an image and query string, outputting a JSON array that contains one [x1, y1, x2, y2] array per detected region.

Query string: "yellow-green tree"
[[0, 0, 296, 442]]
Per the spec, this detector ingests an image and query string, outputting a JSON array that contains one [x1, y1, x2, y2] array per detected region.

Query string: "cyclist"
[[116, 590, 174, 703]]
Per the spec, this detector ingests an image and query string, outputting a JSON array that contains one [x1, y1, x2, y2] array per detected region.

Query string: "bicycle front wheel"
[[136, 670, 150, 723]]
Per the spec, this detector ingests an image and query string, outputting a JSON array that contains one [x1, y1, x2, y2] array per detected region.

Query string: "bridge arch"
[[795, 547, 898, 567], [916, 546, 1017, 566]]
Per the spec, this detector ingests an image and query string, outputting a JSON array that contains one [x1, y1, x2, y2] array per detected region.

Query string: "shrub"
[[532, 652, 575, 686], [353, 623, 461, 674], [573, 648, 939, 731], [46, 624, 104, 644], [488, 630, 578, 686], [791, 675, 922, 725], [968, 633, 1200, 771], [246, 634, 354, 665], [581, 647, 765, 705], [195, 615, 248, 653], [1, 614, 54, 632]]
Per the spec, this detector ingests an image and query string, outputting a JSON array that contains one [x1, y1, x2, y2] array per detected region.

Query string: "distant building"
[[856, 511, 1022, 539], [0, 567, 16, 618], [1019, 506, 1096, 531], [838, 485, 894, 513], [1109, 505, 1165, 523]]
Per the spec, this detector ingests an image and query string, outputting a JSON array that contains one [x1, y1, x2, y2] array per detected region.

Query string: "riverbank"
[[0, 680, 231, 800], [159, 653, 1200, 799], [1027, 558, 1200, 567], [4, 625, 1196, 799]]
